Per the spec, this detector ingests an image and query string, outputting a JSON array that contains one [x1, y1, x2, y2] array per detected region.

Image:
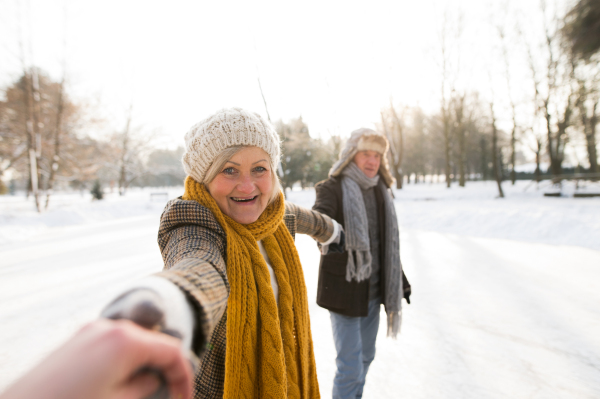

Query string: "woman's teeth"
[[231, 196, 257, 202]]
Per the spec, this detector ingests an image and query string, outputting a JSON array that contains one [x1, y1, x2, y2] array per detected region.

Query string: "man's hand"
[[403, 285, 411, 304], [326, 229, 346, 254], [0, 319, 193, 399]]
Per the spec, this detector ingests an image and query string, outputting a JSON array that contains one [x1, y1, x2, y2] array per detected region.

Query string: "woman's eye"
[[253, 166, 267, 173], [222, 167, 236, 175]]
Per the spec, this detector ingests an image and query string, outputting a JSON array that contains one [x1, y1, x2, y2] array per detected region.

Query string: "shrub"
[[91, 180, 104, 200]]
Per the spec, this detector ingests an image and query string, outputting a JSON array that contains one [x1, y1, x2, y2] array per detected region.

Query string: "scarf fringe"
[[345, 250, 372, 282], [386, 310, 402, 339]]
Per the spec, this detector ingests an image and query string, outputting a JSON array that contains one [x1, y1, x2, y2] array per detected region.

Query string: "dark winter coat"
[[313, 176, 411, 317]]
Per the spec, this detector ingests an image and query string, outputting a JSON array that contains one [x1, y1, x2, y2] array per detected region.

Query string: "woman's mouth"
[[231, 195, 258, 203]]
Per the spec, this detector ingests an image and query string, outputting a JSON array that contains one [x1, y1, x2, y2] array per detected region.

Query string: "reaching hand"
[[327, 229, 346, 254], [102, 288, 172, 336], [321, 224, 346, 255], [403, 284, 411, 304], [101, 282, 197, 354], [0, 319, 193, 399]]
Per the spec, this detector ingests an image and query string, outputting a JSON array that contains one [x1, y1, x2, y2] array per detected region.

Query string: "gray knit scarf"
[[341, 162, 403, 337]]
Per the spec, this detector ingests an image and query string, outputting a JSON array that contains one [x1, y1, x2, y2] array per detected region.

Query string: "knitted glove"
[[326, 229, 345, 254], [101, 278, 198, 399], [102, 289, 180, 339], [320, 221, 345, 255]]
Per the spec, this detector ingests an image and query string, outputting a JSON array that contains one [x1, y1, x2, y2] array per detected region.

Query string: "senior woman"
[[102, 108, 342, 399]]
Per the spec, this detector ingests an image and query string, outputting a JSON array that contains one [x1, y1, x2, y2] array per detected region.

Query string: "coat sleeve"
[[285, 201, 336, 243], [155, 202, 230, 356], [312, 180, 339, 222]]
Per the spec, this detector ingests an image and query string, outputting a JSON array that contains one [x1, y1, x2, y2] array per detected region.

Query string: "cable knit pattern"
[[182, 177, 319, 399], [182, 108, 281, 184]]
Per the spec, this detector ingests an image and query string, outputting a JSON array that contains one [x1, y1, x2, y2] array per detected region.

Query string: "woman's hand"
[[321, 224, 346, 255], [0, 319, 193, 399]]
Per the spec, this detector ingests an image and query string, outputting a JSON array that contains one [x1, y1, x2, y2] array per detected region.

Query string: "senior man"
[[313, 128, 411, 399]]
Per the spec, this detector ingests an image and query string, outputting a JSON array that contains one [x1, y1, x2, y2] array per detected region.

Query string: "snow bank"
[[0, 188, 184, 245], [1, 181, 599, 250], [288, 180, 600, 251]]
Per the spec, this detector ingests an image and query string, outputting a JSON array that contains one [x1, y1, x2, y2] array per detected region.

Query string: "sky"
[[0, 0, 571, 153]]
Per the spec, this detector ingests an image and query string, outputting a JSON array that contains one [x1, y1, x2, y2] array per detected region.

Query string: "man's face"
[[353, 150, 381, 178]]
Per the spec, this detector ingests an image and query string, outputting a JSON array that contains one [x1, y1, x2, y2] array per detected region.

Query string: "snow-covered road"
[[1, 210, 599, 398]]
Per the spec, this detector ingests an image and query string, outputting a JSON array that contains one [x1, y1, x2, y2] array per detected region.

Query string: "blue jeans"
[[330, 298, 381, 399]]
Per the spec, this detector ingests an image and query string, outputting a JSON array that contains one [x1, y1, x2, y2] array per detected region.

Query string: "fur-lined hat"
[[329, 128, 394, 187]]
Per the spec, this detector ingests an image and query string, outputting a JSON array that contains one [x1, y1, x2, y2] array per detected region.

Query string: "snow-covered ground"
[[1, 181, 599, 398]]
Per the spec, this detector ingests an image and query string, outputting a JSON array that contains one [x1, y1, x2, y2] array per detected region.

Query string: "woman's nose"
[[237, 175, 256, 193]]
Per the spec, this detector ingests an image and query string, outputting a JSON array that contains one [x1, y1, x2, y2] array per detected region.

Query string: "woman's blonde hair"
[[202, 145, 282, 204]]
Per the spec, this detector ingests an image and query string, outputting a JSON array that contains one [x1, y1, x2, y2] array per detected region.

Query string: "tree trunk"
[[24, 73, 41, 212], [510, 122, 517, 185], [118, 106, 133, 196], [458, 133, 466, 186], [490, 103, 505, 198], [585, 100, 599, 174], [534, 138, 542, 183], [45, 77, 65, 209], [386, 107, 404, 189], [552, 92, 575, 177], [443, 110, 452, 188], [480, 137, 488, 180], [454, 95, 466, 187]]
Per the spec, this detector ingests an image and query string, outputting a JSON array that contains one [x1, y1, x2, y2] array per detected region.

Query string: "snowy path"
[[1, 214, 600, 398], [0, 215, 166, 391]]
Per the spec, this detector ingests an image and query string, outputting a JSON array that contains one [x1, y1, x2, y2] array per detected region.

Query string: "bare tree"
[[450, 92, 468, 186], [379, 111, 397, 186], [388, 105, 405, 188], [540, 2, 576, 178], [104, 105, 156, 195], [562, 0, 600, 174], [522, 24, 546, 182], [12, 1, 44, 210], [562, 0, 600, 62], [489, 101, 505, 197], [0, 100, 27, 181], [411, 107, 428, 183], [440, 29, 453, 188], [44, 6, 68, 209], [498, 23, 520, 185], [574, 65, 600, 173], [43, 72, 65, 209]]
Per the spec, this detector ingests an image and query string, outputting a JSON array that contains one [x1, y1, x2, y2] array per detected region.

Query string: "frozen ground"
[[0, 181, 599, 398]]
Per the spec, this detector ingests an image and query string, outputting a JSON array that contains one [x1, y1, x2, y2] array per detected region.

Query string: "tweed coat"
[[155, 197, 335, 398], [313, 176, 411, 317]]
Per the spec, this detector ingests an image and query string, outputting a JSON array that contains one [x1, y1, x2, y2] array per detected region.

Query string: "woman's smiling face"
[[206, 146, 274, 225]]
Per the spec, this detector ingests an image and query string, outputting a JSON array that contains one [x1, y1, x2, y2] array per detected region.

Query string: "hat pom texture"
[[182, 108, 281, 183]]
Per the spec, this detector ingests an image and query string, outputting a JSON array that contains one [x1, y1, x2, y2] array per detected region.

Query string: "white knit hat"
[[182, 108, 281, 183]]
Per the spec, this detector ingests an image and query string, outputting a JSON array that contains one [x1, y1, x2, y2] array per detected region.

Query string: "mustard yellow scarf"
[[183, 177, 319, 399]]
